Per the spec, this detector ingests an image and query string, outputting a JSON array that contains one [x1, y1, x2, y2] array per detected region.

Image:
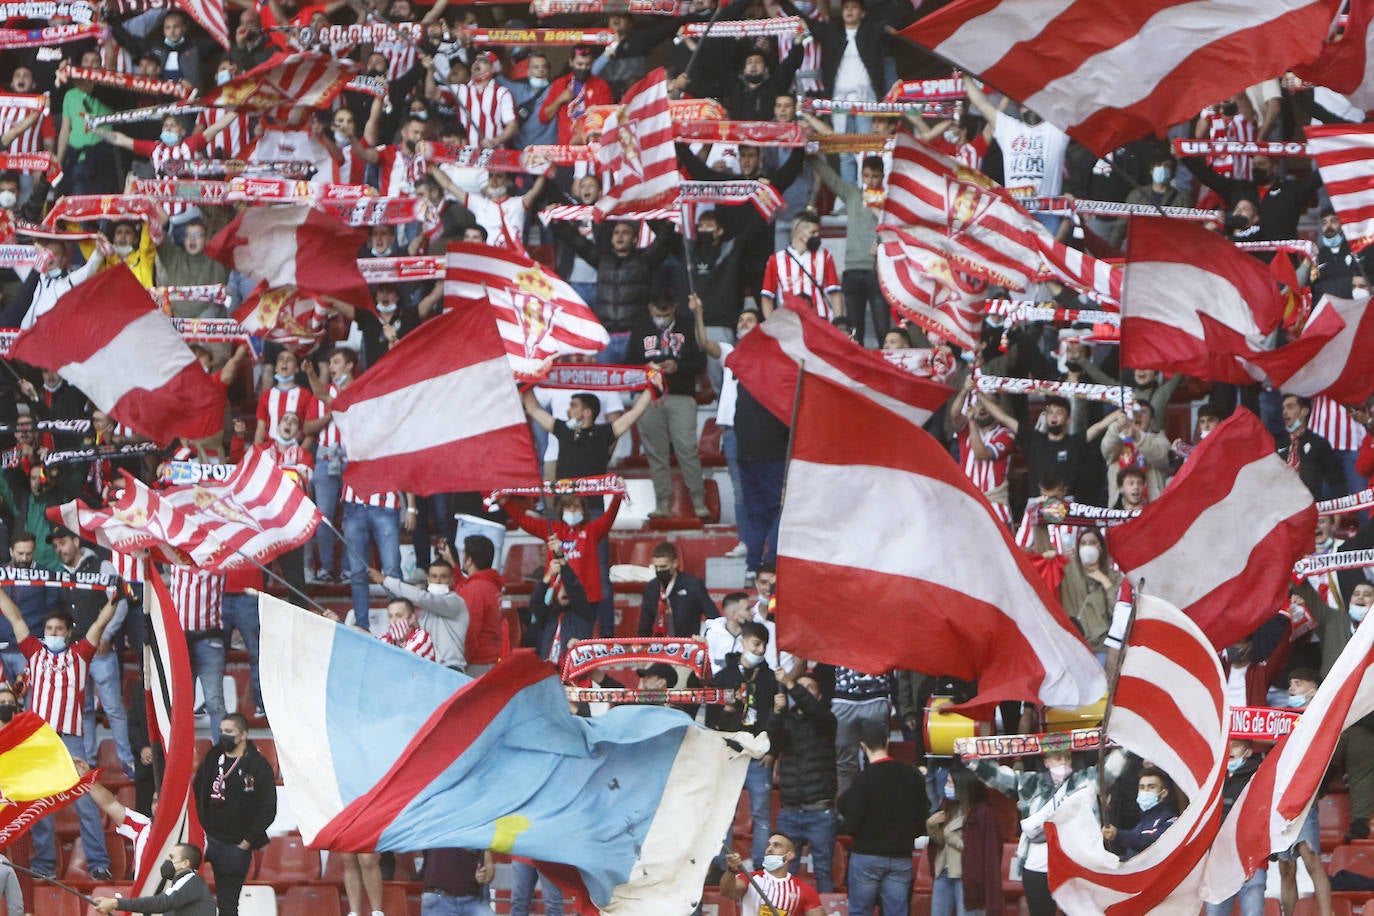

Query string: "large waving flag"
[[1295, 0, 1374, 112], [1123, 217, 1287, 384], [774, 371, 1104, 717], [195, 51, 358, 116], [1306, 124, 1374, 250], [207, 205, 372, 314], [875, 230, 988, 349], [0, 712, 99, 849], [594, 69, 678, 217], [444, 241, 609, 377], [1046, 594, 1228, 913], [258, 593, 758, 914], [1109, 410, 1316, 649], [725, 305, 954, 428], [1202, 612, 1374, 902], [9, 264, 226, 444], [233, 285, 331, 357], [904, 0, 1341, 155], [176, 0, 228, 48], [1244, 295, 1374, 404], [51, 472, 200, 566], [134, 567, 203, 893], [330, 298, 542, 497]]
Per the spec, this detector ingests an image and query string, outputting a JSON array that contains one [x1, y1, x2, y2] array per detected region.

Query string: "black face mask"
[[743, 72, 766, 86], [655, 568, 674, 586], [0, 704, 15, 723], [160, 860, 178, 881], [805, 235, 822, 253], [219, 733, 238, 753]]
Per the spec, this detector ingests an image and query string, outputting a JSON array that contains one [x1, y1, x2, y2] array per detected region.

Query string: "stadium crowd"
[[1, 0, 1374, 914]]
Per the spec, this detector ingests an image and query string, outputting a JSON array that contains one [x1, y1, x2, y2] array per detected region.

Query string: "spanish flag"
[[0, 712, 99, 849]]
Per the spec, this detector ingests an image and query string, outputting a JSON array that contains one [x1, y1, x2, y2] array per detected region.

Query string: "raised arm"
[[83, 592, 119, 647], [962, 73, 1001, 125], [687, 293, 720, 358], [610, 388, 654, 439], [0, 589, 27, 644], [521, 388, 557, 433]]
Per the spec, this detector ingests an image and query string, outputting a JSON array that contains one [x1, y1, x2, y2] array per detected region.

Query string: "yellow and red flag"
[[0, 711, 99, 849]]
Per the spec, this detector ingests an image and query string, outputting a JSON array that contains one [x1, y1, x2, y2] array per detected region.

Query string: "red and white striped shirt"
[[168, 566, 225, 632], [374, 145, 421, 195], [1201, 110, 1256, 193], [112, 551, 147, 583], [271, 440, 315, 486], [776, 29, 822, 95], [383, 622, 435, 660], [343, 485, 402, 508], [959, 424, 1014, 525], [195, 109, 255, 160], [116, 809, 152, 877], [0, 94, 55, 154], [1015, 498, 1077, 555], [21, 636, 96, 736], [735, 870, 822, 916], [318, 382, 344, 449], [256, 385, 322, 441], [131, 133, 211, 217], [1309, 395, 1366, 452], [761, 247, 841, 319], [376, 32, 418, 81], [447, 80, 516, 147]]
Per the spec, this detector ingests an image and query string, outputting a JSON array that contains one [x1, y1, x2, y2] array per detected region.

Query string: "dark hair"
[[858, 717, 888, 750], [223, 712, 249, 733], [331, 346, 358, 368], [570, 392, 601, 420], [465, 224, 489, 241], [11, 530, 35, 547], [387, 596, 416, 614], [1138, 764, 1172, 796], [652, 542, 678, 561], [756, 562, 776, 576], [739, 621, 769, 645], [1116, 466, 1147, 485], [1289, 667, 1320, 685], [1043, 396, 1071, 413], [175, 844, 203, 869], [428, 558, 453, 572], [463, 535, 495, 570], [42, 611, 74, 632], [1282, 393, 1313, 412], [1197, 403, 1226, 422], [885, 327, 912, 347], [721, 591, 751, 610], [861, 155, 885, 174], [795, 209, 820, 229]]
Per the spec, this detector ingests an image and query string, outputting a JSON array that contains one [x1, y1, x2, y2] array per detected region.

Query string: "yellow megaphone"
[[923, 695, 1108, 756]]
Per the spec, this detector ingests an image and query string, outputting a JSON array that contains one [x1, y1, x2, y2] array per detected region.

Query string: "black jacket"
[[116, 871, 217, 916], [805, 0, 912, 101], [529, 562, 596, 658], [708, 656, 777, 735], [193, 740, 277, 848], [1184, 158, 1323, 241], [1276, 428, 1346, 499], [623, 306, 707, 397], [108, 19, 205, 89], [637, 570, 718, 637], [769, 682, 838, 807], [556, 221, 677, 333], [838, 758, 928, 857]]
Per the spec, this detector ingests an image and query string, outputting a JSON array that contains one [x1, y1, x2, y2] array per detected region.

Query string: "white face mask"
[[216, 69, 232, 85], [528, 75, 549, 89], [761, 854, 785, 872], [1351, 603, 1370, 624], [114, 244, 134, 257], [0, 190, 15, 209], [428, 582, 451, 595], [1078, 544, 1100, 566], [562, 510, 584, 527], [1355, 287, 1371, 301], [43, 635, 67, 652], [741, 650, 764, 667]]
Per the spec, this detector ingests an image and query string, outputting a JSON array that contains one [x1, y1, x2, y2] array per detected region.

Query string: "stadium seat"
[[237, 884, 279, 916], [95, 740, 131, 789], [698, 890, 738, 916], [380, 881, 416, 916], [1328, 844, 1374, 879], [64, 834, 128, 883], [501, 541, 546, 596], [254, 737, 280, 782], [913, 849, 932, 892], [32, 883, 83, 916], [84, 885, 132, 916], [53, 796, 83, 840], [191, 737, 213, 773], [910, 891, 932, 916], [320, 849, 347, 885], [610, 534, 659, 569], [1321, 794, 1351, 850], [279, 885, 343, 916], [256, 835, 322, 887], [1001, 843, 1022, 898], [699, 419, 725, 466], [818, 892, 848, 914]]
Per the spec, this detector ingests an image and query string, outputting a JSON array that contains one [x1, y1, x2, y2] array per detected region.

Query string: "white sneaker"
[[725, 542, 747, 558]]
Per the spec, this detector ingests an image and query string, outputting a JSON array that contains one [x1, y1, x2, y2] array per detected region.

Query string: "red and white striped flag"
[[444, 241, 609, 377], [329, 299, 543, 497], [1202, 610, 1374, 902], [1038, 237, 1123, 307], [1244, 295, 1374, 403], [1046, 593, 1228, 914], [875, 228, 987, 349], [904, 0, 1342, 155], [1123, 217, 1286, 385], [207, 205, 373, 314], [51, 472, 200, 566], [1306, 124, 1374, 249], [1109, 410, 1316, 649], [161, 445, 323, 571], [233, 285, 330, 356], [1295, 0, 1374, 112], [725, 305, 953, 429], [176, 0, 228, 48], [775, 370, 1104, 717], [197, 51, 359, 115], [595, 69, 678, 217], [135, 566, 204, 895], [9, 264, 226, 444]]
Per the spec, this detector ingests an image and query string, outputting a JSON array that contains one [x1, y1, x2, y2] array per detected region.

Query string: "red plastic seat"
[[699, 890, 738, 916], [95, 741, 131, 789], [910, 891, 932, 916], [254, 738, 279, 782], [279, 885, 343, 916], [818, 892, 848, 914], [32, 883, 83, 916], [380, 881, 416, 916], [191, 737, 212, 774], [53, 797, 83, 840], [64, 834, 128, 882], [913, 848, 932, 892], [610, 535, 659, 568], [501, 542, 546, 596], [1321, 794, 1351, 850], [85, 885, 133, 916], [699, 419, 725, 466], [1327, 844, 1374, 879], [256, 835, 322, 888]]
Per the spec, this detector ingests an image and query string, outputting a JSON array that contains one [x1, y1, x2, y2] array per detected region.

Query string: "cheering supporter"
[[948, 374, 1017, 526], [168, 566, 229, 737], [1058, 527, 1120, 662], [527, 534, 594, 664], [1277, 394, 1347, 499], [768, 668, 838, 892], [1100, 402, 1171, 505], [759, 212, 843, 320], [1184, 151, 1321, 241], [1102, 766, 1179, 860], [539, 44, 613, 145], [720, 837, 824, 916], [809, 153, 886, 342]]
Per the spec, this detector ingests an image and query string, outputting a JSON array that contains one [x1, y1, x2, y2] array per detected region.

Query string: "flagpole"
[[682, 0, 727, 85], [778, 359, 806, 507], [1096, 576, 1142, 826], [234, 550, 333, 617], [9, 863, 100, 907], [717, 841, 783, 915]]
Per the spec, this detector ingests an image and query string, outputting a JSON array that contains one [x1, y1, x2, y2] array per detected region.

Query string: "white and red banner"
[[1109, 410, 1317, 649], [52, 472, 200, 566], [595, 69, 678, 218], [9, 265, 225, 444], [1306, 124, 1374, 250], [196, 51, 358, 115], [43, 194, 165, 244], [207, 205, 373, 313], [875, 230, 988, 349], [534, 364, 662, 392], [175, 0, 228, 47], [1294, 0, 1374, 112], [681, 16, 802, 37], [461, 26, 614, 44], [57, 64, 193, 98], [357, 255, 444, 283], [233, 285, 329, 355], [1046, 593, 1228, 913], [1202, 611, 1374, 902], [1171, 138, 1312, 159], [725, 305, 953, 429], [444, 241, 609, 377], [974, 373, 1133, 408], [905, 0, 1340, 155], [1243, 295, 1374, 403], [1123, 217, 1285, 385], [329, 299, 542, 497], [0, 23, 99, 47], [775, 371, 1104, 717]]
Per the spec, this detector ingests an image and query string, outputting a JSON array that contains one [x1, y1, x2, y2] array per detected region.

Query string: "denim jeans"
[[510, 860, 563, 916], [720, 427, 744, 529], [777, 806, 836, 893], [739, 460, 784, 572], [30, 733, 110, 874], [312, 453, 346, 576], [931, 870, 964, 916], [344, 502, 402, 630], [188, 634, 226, 735], [1204, 866, 1265, 916], [743, 758, 772, 865], [596, 332, 630, 366], [83, 650, 133, 768], [421, 891, 494, 916], [848, 852, 912, 916], [222, 592, 261, 711]]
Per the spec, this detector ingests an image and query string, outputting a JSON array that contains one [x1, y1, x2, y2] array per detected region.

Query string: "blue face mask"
[[43, 635, 67, 652], [1151, 166, 1171, 185], [160, 130, 180, 146], [274, 372, 296, 386], [943, 784, 956, 800], [1226, 757, 1245, 775], [1136, 790, 1160, 812]]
